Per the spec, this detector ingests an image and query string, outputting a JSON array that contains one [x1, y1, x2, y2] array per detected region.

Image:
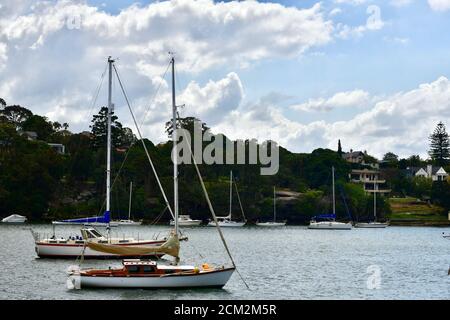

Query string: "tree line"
[[0, 98, 449, 223]]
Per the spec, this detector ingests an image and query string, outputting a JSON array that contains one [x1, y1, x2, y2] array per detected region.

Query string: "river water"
[[0, 224, 449, 300]]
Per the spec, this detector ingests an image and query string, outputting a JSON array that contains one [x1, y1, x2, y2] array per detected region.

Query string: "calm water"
[[0, 224, 449, 300]]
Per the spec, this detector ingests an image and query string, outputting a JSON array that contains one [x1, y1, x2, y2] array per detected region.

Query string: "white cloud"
[[428, 0, 450, 11], [0, 43, 7, 71], [329, 8, 343, 16], [0, 0, 334, 137], [334, 0, 368, 5], [390, 0, 413, 7], [212, 77, 450, 159], [290, 90, 371, 112], [336, 5, 385, 39]]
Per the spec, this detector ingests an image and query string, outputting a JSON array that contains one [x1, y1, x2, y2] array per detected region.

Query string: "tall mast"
[[128, 181, 133, 221], [229, 171, 233, 218], [374, 183, 377, 221], [106, 56, 114, 224], [332, 166, 336, 216], [171, 56, 179, 235], [273, 186, 276, 222]]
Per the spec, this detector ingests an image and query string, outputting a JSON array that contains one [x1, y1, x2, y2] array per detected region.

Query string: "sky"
[[1, 0, 450, 159]]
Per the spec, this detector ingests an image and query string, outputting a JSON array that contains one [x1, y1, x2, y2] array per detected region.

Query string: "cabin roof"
[[123, 259, 156, 266]]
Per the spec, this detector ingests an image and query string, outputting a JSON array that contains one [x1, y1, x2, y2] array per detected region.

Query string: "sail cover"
[[86, 233, 180, 258], [56, 211, 110, 224], [312, 214, 336, 220]]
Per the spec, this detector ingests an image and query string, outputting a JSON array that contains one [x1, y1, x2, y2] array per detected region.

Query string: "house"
[[342, 150, 365, 164], [19, 131, 38, 141], [47, 143, 65, 155], [342, 149, 380, 169], [406, 165, 448, 181], [349, 168, 391, 195]]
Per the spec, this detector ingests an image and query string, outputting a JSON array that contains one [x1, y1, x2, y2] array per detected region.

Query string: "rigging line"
[[233, 177, 247, 221], [178, 125, 251, 290], [93, 62, 170, 218], [65, 62, 107, 178], [95, 137, 139, 217], [113, 63, 175, 221], [138, 61, 171, 129]]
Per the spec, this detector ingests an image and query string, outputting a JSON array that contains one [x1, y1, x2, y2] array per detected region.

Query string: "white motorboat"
[[1, 214, 27, 223], [114, 219, 142, 226], [34, 227, 166, 259], [308, 166, 352, 230], [170, 215, 202, 226], [256, 186, 286, 227], [442, 233, 450, 240], [208, 171, 246, 227], [355, 183, 388, 228], [67, 56, 235, 289]]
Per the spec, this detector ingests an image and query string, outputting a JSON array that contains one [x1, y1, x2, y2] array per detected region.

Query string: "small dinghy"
[[1, 214, 27, 223]]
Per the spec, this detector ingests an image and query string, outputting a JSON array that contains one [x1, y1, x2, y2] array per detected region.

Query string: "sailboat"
[[256, 187, 286, 226], [308, 166, 352, 230], [207, 171, 246, 227], [67, 56, 235, 289], [35, 57, 167, 258], [354, 184, 388, 228], [112, 182, 143, 226]]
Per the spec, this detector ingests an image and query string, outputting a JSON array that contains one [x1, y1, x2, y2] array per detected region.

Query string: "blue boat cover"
[[57, 211, 110, 224], [312, 214, 336, 221]]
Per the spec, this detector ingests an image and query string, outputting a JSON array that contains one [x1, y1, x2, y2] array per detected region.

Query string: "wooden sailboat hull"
[[308, 221, 352, 230], [72, 268, 235, 289]]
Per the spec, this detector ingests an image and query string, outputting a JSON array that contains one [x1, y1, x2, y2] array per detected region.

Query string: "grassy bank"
[[388, 197, 450, 226]]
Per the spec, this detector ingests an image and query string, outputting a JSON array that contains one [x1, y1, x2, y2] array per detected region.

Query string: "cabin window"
[[90, 230, 102, 238], [143, 266, 155, 273], [127, 266, 139, 273]]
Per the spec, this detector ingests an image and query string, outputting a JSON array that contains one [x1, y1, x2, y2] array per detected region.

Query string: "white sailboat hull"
[[72, 268, 235, 289], [256, 222, 286, 227], [113, 220, 142, 226], [308, 221, 352, 230], [35, 241, 165, 259], [354, 222, 388, 228], [52, 221, 119, 227], [2, 214, 27, 223], [207, 221, 245, 227]]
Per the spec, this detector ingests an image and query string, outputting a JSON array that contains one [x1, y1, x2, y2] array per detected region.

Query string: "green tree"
[[429, 122, 450, 166], [337, 139, 343, 157], [21, 115, 55, 141], [165, 116, 210, 138], [90, 107, 133, 149], [0, 105, 33, 128]]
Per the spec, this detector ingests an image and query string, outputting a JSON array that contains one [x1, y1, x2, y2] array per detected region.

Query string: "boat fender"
[[194, 267, 200, 273]]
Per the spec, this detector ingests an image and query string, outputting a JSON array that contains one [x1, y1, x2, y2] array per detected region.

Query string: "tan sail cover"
[[87, 234, 180, 258]]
